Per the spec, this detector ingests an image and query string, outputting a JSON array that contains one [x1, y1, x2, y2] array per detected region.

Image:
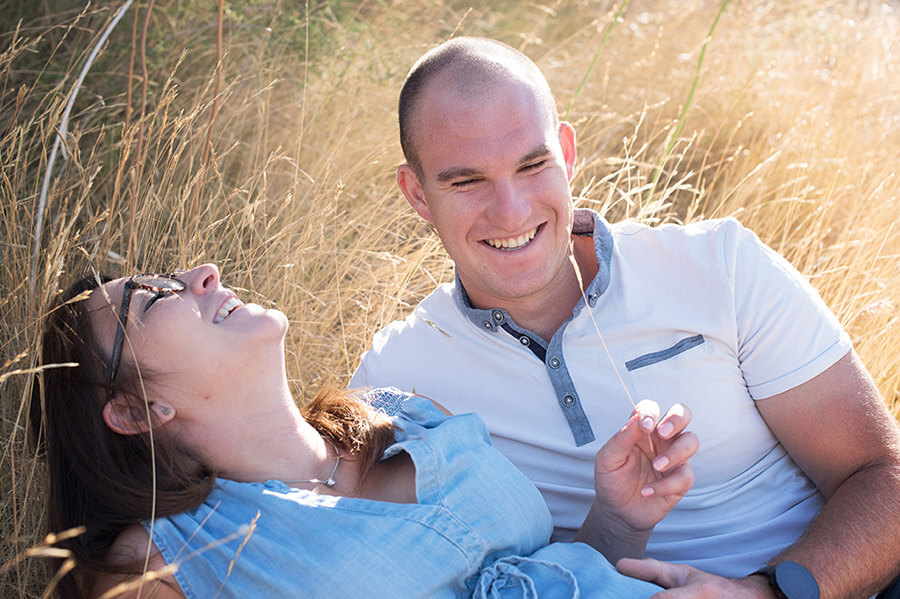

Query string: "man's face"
[[398, 75, 576, 310]]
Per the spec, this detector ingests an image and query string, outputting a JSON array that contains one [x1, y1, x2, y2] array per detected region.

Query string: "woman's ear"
[[102, 396, 175, 435]]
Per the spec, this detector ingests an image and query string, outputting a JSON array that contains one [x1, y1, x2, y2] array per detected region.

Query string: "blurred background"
[[2, 0, 899, 595]]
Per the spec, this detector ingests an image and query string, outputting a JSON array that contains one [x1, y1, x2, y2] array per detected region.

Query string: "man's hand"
[[595, 400, 697, 529], [575, 400, 697, 561], [616, 558, 776, 599]]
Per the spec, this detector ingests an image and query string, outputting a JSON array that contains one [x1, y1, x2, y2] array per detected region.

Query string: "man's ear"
[[102, 396, 175, 435], [397, 165, 434, 225], [558, 121, 577, 181]]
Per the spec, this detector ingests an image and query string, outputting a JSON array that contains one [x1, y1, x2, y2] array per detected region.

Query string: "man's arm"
[[618, 349, 900, 598], [754, 349, 900, 596]]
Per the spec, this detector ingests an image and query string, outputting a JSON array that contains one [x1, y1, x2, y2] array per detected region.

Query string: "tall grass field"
[[2, 0, 899, 595]]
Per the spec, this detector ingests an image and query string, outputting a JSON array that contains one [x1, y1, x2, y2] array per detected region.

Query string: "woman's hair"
[[302, 383, 398, 488], [30, 274, 395, 598]]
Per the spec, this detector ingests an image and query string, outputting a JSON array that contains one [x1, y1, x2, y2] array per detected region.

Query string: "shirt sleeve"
[[348, 356, 370, 389], [724, 220, 852, 399]]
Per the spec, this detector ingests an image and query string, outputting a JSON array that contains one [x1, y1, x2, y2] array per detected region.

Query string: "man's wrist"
[[750, 562, 820, 599], [575, 502, 651, 562], [745, 572, 779, 599]]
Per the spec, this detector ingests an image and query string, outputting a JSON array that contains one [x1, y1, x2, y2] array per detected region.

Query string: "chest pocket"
[[622, 332, 774, 484], [625, 334, 705, 371]]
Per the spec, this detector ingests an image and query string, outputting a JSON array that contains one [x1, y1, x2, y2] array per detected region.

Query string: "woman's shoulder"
[[91, 524, 183, 598], [357, 386, 451, 418]]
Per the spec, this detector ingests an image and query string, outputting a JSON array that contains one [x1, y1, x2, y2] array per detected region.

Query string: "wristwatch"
[[752, 561, 820, 599]]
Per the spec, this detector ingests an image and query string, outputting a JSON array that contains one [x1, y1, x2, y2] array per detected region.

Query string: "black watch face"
[[775, 562, 820, 599]]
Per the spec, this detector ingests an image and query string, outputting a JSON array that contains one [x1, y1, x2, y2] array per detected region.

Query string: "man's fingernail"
[[641, 486, 655, 497], [658, 422, 674, 437], [641, 416, 655, 431], [653, 456, 669, 471]]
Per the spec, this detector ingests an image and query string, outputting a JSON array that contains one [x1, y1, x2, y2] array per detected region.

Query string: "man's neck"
[[466, 234, 599, 342]]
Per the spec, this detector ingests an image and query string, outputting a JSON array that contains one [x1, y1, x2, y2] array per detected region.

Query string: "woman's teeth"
[[214, 296, 244, 324], [485, 227, 538, 250]]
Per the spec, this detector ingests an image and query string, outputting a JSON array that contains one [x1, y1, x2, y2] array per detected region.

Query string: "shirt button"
[[492, 310, 504, 322], [548, 357, 561, 369], [519, 336, 530, 346], [562, 394, 576, 407], [483, 321, 493, 330]]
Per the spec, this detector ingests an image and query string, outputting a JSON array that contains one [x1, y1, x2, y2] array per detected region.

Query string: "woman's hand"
[[575, 400, 697, 562]]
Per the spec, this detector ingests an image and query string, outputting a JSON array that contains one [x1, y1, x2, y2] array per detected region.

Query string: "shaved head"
[[398, 37, 559, 177]]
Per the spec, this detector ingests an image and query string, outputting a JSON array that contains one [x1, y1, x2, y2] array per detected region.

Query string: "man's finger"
[[652, 431, 699, 472], [642, 463, 694, 498], [657, 403, 692, 439], [634, 399, 662, 433], [616, 558, 693, 587], [594, 412, 645, 470]]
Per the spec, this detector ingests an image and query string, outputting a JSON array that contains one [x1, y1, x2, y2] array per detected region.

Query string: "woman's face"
[[89, 264, 288, 409]]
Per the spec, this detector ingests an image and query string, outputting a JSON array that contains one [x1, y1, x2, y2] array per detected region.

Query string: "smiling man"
[[350, 37, 900, 598], [396, 50, 584, 342]]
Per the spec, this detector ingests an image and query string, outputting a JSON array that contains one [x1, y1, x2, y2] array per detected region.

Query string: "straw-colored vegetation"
[[2, 0, 899, 595]]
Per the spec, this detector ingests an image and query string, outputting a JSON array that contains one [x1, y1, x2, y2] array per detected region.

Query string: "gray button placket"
[[545, 324, 596, 446], [499, 319, 547, 361], [494, 314, 594, 445]]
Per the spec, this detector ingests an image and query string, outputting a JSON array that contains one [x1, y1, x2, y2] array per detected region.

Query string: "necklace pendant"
[[283, 439, 342, 489]]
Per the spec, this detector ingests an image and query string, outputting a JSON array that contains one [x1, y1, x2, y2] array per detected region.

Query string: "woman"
[[30, 264, 695, 598]]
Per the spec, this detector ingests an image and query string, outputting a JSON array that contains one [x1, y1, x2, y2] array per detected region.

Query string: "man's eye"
[[522, 160, 547, 172], [452, 179, 479, 188]]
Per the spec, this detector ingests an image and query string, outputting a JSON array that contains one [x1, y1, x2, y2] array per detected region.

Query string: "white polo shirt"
[[351, 209, 852, 577]]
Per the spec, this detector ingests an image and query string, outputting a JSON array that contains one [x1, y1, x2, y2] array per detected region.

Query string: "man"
[[350, 37, 900, 597]]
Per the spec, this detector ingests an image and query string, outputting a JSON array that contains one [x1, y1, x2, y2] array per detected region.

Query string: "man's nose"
[[489, 179, 530, 230]]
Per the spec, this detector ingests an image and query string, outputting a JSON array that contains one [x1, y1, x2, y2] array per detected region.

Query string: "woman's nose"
[[179, 263, 220, 294]]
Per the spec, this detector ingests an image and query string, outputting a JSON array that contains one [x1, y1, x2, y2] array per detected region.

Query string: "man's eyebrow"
[[519, 145, 554, 165], [436, 167, 482, 183]]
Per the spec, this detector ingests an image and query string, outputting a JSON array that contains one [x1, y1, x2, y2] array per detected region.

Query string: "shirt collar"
[[453, 208, 614, 333]]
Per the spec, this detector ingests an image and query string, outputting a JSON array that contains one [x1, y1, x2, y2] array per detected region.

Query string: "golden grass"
[[2, 0, 899, 595]]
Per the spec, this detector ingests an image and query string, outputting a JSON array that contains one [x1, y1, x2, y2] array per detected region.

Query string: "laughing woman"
[[30, 264, 696, 598]]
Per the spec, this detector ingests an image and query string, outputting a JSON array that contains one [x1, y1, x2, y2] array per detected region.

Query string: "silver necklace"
[[283, 439, 341, 488]]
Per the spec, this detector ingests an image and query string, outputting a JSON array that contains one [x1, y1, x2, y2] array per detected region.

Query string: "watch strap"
[[753, 564, 788, 599], [751, 562, 820, 599]]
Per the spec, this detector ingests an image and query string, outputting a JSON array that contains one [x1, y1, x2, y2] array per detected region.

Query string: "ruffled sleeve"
[[472, 543, 661, 599], [355, 386, 409, 416]]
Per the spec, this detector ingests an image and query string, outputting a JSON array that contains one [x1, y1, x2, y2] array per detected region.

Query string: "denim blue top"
[[145, 389, 660, 598]]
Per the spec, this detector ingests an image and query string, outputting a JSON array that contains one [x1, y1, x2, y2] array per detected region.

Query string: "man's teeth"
[[214, 296, 244, 324], [485, 227, 538, 250]]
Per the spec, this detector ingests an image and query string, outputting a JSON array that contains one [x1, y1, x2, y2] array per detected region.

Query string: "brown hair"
[[398, 37, 559, 178], [302, 383, 398, 489], [30, 275, 395, 597]]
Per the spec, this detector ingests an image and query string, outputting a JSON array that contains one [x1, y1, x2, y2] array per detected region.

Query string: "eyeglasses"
[[104, 273, 186, 395]]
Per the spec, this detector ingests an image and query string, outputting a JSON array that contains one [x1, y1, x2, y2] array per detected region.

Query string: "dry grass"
[[2, 0, 899, 595]]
